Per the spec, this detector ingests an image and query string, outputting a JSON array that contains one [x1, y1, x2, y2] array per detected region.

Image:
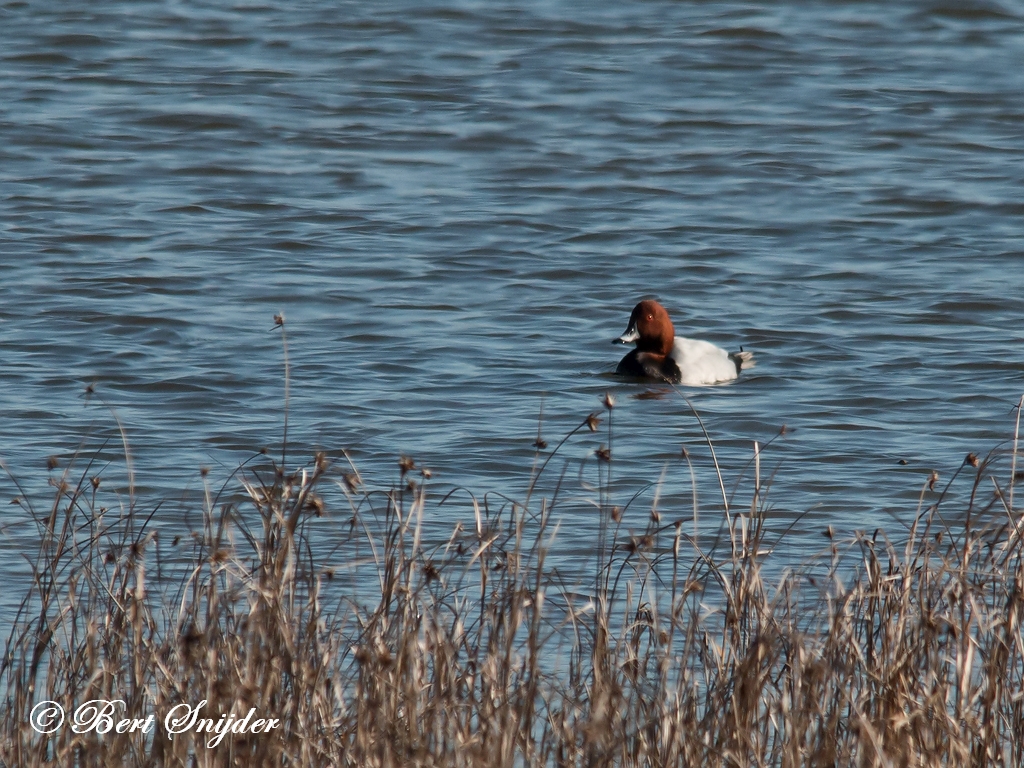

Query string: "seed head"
[[308, 495, 325, 517], [315, 451, 329, 472]]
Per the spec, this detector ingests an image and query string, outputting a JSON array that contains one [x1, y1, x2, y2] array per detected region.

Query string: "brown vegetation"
[[2, 394, 1023, 767]]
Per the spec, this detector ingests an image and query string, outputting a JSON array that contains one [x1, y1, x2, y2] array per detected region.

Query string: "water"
[[2, 1, 1023, 616]]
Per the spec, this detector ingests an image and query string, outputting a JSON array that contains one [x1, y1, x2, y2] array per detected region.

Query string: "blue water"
[[2, 1, 1023, 614]]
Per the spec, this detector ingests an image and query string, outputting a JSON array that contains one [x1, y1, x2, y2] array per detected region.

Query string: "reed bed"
[[2, 391, 1023, 767]]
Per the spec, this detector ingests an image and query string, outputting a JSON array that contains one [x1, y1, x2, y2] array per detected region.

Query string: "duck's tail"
[[730, 348, 755, 373]]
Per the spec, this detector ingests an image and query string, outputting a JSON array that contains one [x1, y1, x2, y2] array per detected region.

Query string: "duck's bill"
[[614, 326, 639, 344]]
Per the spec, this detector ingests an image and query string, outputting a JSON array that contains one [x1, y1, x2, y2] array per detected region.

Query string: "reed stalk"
[[2, 388, 1022, 767]]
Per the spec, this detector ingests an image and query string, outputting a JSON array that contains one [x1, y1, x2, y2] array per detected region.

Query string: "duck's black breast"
[[616, 350, 681, 384]]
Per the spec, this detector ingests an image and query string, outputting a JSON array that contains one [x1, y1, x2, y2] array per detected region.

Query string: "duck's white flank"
[[671, 337, 754, 386]]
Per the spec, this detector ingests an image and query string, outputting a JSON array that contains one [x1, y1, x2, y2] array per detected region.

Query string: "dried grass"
[[2, 386, 1023, 767]]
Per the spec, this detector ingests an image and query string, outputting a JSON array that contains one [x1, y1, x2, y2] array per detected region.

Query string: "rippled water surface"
[[2, 0, 1023, 612]]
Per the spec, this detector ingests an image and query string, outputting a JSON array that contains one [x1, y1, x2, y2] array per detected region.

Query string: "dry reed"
[[2, 387, 1023, 767]]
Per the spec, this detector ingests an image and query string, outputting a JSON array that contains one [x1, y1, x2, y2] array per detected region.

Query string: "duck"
[[613, 299, 754, 386]]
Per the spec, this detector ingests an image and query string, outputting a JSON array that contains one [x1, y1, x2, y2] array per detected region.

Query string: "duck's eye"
[[646, 314, 653, 321]]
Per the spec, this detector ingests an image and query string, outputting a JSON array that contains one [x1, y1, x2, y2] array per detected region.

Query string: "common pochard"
[[613, 299, 754, 386]]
